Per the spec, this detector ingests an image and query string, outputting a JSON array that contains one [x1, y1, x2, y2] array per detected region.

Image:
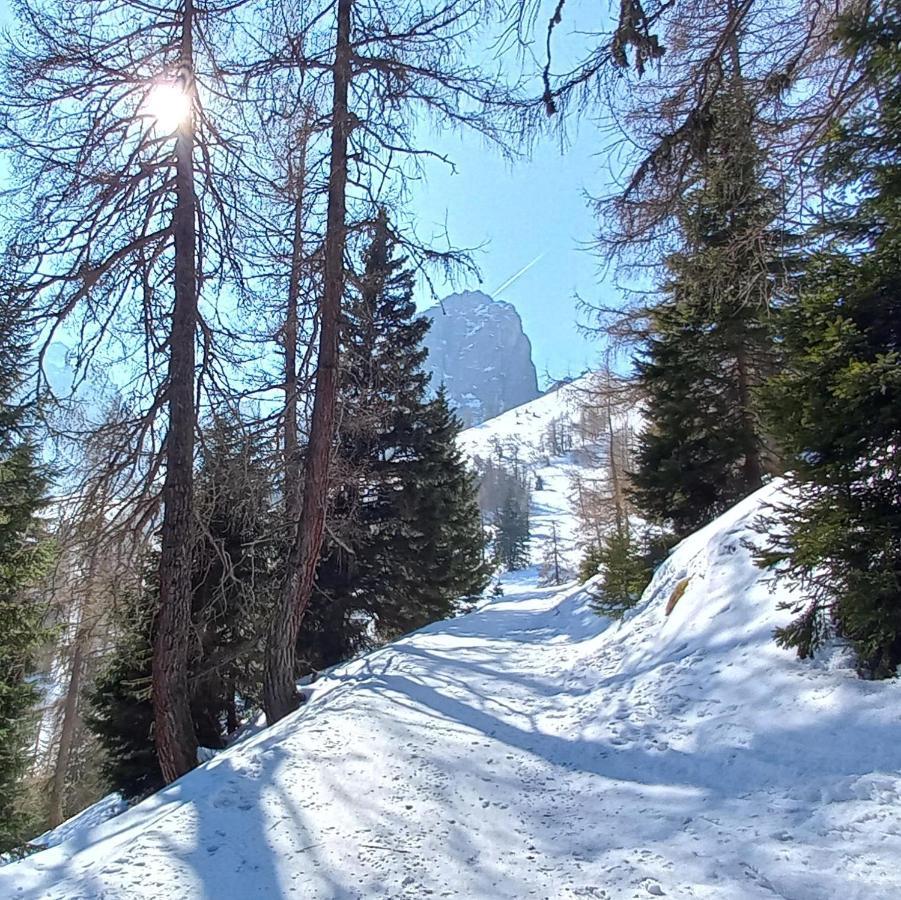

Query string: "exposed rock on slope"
[[422, 290, 539, 426]]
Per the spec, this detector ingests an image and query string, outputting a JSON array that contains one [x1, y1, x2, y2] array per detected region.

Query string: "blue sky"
[[0, 0, 616, 386], [405, 4, 620, 386], [411, 122, 612, 385]]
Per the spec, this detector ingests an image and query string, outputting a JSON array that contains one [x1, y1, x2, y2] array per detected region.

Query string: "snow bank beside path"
[[4, 480, 900, 899], [27, 794, 128, 853]]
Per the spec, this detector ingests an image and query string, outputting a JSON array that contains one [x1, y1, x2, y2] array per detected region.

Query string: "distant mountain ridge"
[[421, 290, 540, 426]]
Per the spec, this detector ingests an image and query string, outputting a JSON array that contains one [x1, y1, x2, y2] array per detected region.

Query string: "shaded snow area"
[[27, 795, 128, 853], [4, 480, 901, 898]]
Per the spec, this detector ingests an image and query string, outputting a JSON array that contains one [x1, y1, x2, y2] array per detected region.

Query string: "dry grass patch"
[[665, 577, 691, 616]]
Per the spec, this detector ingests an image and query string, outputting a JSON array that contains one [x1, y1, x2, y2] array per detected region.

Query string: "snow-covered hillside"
[[4, 479, 900, 899], [458, 374, 624, 575]]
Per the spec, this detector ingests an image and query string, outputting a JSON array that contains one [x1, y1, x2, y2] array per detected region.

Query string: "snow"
[[4, 474, 901, 898], [26, 795, 128, 853], [458, 375, 613, 573]]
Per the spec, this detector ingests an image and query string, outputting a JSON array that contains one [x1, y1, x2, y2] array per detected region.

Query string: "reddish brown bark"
[[152, 0, 200, 782], [263, 0, 353, 724]]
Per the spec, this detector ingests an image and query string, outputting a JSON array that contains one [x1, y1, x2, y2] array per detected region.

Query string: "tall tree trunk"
[[48, 617, 86, 828], [736, 343, 763, 490], [264, 0, 353, 725], [152, 0, 199, 782], [284, 124, 309, 515], [725, 0, 763, 492], [226, 678, 238, 734], [283, 198, 301, 513]]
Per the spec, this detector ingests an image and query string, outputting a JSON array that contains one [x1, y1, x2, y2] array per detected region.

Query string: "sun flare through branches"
[[143, 80, 191, 135]]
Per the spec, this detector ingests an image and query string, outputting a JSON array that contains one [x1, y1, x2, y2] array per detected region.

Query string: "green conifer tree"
[[88, 417, 277, 797], [84, 561, 161, 799], [578, 543, 604, 584], [304, 215, 489, 669], [399, 389, 491, 625], [633, 80, 785, 539], [761, 1, 901, 676], [494, 489, 530, 570], [589, 527, 652, 618], [0, 292, 51, 852]]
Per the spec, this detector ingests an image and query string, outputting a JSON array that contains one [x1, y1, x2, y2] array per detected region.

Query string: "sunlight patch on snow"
[[4, 482, 900, 898]]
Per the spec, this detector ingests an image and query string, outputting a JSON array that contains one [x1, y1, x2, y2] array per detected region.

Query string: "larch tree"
[[22, 399, 156, 830], [259, 0, 511, 724], [0, 0, 249, 780], [232, 83, 326, 514], [570, 369, 639, 546], [88, 413, 280, 795], [540, 521, 564, 586], [261, 0, 354, 724], [154, 0, 202, 783], [522, 0, 874, 260], [277, 108, 322, 520], [43, 506, 122, 829]]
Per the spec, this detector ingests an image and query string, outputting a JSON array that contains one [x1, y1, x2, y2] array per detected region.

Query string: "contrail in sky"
[[492, 252, 545, 296]]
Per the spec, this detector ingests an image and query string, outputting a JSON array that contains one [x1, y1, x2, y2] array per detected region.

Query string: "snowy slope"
[[25, 795, 127, 854], [458, 375, 601, 574], [4, 479, 900, 899]]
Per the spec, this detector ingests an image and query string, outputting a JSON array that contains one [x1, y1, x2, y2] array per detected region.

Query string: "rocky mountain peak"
[[421, 290, 540, 427]]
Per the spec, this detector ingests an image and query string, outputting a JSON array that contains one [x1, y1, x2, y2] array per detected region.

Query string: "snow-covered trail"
[[5, 483, 901, 899], [7, 574, 618, 899]]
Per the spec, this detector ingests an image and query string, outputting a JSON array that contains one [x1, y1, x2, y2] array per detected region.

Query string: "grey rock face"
[[422, 290, 540, 426]]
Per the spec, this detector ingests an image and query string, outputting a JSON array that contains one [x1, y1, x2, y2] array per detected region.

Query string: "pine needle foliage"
[[303, 215, 490, 671], [761, 1, 901, 676], [632, 83, 786, 539], [0, 291, 52, 852], [586, 528, 653, 619], [88, 419, 278, 797], [494, 489, 531, 571]]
